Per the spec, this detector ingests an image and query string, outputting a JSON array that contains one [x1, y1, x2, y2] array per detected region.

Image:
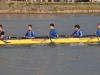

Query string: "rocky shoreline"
[[0, 2, 100, 14], [0, 10, 100, 14]]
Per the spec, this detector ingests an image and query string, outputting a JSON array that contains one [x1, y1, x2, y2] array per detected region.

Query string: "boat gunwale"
[[3, 36, 100, 40]]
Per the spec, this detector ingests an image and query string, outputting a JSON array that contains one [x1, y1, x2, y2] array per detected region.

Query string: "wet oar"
[[48, 37, 55, 46], [1, 40, 11, 44]]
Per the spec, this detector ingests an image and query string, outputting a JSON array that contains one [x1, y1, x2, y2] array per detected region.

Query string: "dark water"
[[0, 14, 100, 75]]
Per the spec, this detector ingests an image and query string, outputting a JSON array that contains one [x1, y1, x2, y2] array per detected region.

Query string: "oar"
[[1, 40, 11, 44], [48, 36, 56, 46]]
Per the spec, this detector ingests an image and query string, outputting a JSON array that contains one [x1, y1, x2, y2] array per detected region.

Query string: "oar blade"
[[49, 42, 56, 47]]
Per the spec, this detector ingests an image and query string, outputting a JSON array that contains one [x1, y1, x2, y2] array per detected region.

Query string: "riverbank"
[[0, 2, 100, 14]]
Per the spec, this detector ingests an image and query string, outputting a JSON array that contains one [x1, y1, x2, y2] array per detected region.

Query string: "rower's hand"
[[46, 34, 49, 37], [67, 34, 70, 36], [67, 34, 71, 37], [20, 36, 23, 38], [25, 36, 29, 38], [94, 31, 96, 35], [74, 34, 77, 36]]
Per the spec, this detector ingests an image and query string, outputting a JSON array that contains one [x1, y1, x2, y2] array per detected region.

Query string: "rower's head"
[[75, 25, 80, 30], [98, 23, 100, 28], [50, 23, 55, 29], [0, 25, 3, 31], [28, 25, 32, 30]]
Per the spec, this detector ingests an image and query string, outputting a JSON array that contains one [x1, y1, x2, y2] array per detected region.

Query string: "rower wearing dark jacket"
[[94, 23, 100, 36], [0, 25, 6, 39], [47, 23, 57, 38]]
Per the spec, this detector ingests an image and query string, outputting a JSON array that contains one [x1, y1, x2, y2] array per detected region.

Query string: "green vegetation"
[[26, 2, 32, 6], [0, 2, 100, 13]]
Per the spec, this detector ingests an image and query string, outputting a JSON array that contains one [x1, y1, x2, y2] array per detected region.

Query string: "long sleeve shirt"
[[25, 30, 35, 38], [0, 30, 6, 39], [72, 29, 82, 37], [96, 28, 100, 36], [49, 29, 57, 38]]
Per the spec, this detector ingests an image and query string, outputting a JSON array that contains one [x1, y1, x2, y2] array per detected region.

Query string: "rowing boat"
[[0, 36, 100, 45]]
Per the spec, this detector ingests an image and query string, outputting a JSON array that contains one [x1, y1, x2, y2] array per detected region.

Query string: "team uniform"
[[25, 30, 35, 38], [96, 29, 100, 36], [49, 29, 57, 38], [0, 30, 6, 39], [72, 29, 82, 37]]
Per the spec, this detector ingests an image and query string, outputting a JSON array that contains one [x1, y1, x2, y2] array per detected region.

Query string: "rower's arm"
[[96, 29, 100, 36], [25, 31, 28, 36], [31, 31, 35, 37], [94, 31, 96, 35], [0, 31, 5, 39], [79, 31, 82, 37], [0, 35, 4, 39], [72, 31, 76, 36], [49, 30, 57, 38]]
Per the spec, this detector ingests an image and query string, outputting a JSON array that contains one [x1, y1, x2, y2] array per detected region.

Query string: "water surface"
[[0, 14, 100, 75]]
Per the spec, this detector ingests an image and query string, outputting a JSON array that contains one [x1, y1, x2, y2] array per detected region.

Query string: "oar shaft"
[[82, 35, 95, 37], [96, 35, 100, 41]]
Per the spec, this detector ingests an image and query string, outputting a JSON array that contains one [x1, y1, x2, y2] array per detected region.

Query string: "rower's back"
[[0, 25, 6, 39]]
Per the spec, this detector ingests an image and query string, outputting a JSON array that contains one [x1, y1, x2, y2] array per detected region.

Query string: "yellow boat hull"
[[0, 37, 100, 45]]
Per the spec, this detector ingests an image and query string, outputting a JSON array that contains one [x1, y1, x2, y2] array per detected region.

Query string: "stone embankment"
[[0, 1, 100, 14]]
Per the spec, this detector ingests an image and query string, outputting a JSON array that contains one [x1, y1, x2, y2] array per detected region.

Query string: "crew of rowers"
[[0, 23, 100, 39]]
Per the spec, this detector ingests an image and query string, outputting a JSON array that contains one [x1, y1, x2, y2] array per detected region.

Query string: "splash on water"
[[31, 43, 47, 48], [70, 42, 87, 46], [0, 42, 100, 48], [88, 43, 100, 46]]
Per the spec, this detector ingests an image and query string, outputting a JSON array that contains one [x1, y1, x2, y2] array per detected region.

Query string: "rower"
[[0, 25, 6, 39], [94, 23, 100, 36], [47, 23, 57, 38], [23, 25, 35, 39], [72, 24, 82, 37]]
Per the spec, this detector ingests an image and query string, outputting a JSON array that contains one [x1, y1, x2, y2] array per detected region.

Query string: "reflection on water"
[[0, 14, 100, 75]]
